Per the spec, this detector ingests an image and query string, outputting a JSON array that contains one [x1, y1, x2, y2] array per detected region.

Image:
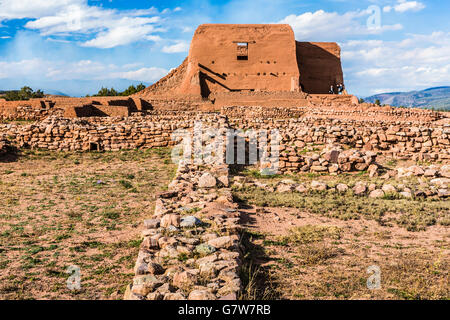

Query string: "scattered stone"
[[277, 183, 294, 193], [400, 191, 412, 198], [369, 189, 384, 198], [311, 180, 327, 191], [336, 183, 348, 192], [353, 182, 367, 195], [368, 164, 378, 177], [382, 184, 397, 193]]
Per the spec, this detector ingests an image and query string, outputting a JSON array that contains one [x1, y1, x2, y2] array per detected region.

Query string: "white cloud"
[[0, 0, 166, 48], [81, 18, 161, 48], [383, 1, 425, 13], [394, 0, 425, 13], [162, 41, 190, 53], [341, 32, 450, 95], [111, 67, 168, 83], [0, 0, 83, 20], [278, 9, 402, 41]]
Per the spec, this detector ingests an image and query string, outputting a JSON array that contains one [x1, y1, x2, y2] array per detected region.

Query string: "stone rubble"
[[235, 163, 450, 200]]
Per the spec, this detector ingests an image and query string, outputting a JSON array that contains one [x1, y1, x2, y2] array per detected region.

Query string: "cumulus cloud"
[[341, 32, 450, 95], [0, 0, 83, 20], [110, 67, 168, 83], [383, 1, 426, 13], [162, 41, 190, 53], [278, 9, 402, 41], [0, 0, 165, 48]]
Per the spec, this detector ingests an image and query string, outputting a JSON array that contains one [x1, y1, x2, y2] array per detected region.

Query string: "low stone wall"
[[4, 113, 222, 151], [234, 163, 449, 199], [1, 111, 449, 165], [229, 117, 450, 163], [124, 162, 242, 300], [278, 146, 378, 174]]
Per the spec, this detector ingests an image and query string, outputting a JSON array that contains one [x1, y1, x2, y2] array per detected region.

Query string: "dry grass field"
[[234, 170, 449, 300], [0, 148, 175, 300]]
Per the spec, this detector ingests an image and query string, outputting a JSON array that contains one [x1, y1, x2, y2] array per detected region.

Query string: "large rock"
[[277, 183, 294, 193], [311, 180, 327, 191], [336, 183, 349, 193], [188, 290, 216, 300], [382, 184, 397, 193], [180, 216, 203, 228], [195, 243, 217, 256], [144, 218, 160, 229], [160, 214, 180, 228], [310, 165, 328, 172], [353, 182, 367, 195], [440, 165, 450, 178], [369, 189, 384, 198], [172, 271, 198, 289], [198, 173, 217, 188], [207, 235, 237, 249]]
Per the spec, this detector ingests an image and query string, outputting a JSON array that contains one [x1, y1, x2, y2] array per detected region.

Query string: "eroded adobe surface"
[[138, 24, 344, 99]]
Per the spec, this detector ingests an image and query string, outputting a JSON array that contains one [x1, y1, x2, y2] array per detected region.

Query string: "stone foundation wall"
[[229, 117, 450, 164], [1, 110, 449, 165], [2, 113, 221, 151], [125, 161, 242, 300]]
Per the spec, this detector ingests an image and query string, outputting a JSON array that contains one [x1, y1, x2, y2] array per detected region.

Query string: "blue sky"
[[0, 0, 449, 97]]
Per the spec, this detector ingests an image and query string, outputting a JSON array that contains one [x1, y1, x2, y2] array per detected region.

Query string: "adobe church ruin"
[[1, 24, 353, 118], [141, 24, 344, 96], [0, 23, 444, 122]]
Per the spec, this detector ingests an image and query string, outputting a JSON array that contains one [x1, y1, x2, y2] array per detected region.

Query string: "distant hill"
[[43, 89, 68, 97], [364, 87, 450, 111]]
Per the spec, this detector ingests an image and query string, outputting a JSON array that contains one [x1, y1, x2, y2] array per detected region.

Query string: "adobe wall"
[[296, 42, 344, 94], [187, 24, 300, 96], [0, 96, 155, 120]]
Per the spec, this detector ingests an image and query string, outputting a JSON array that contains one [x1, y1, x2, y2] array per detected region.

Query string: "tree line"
[[1, 83, 146, 101], [1, 86, 44, 101], [87, 83, 146, 97]]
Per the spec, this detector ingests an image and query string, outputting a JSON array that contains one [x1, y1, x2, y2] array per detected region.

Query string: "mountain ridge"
[[364, 87, 450, 110]]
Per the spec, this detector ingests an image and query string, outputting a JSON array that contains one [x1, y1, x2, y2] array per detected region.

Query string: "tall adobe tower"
[[138, 24, 344, 98]]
